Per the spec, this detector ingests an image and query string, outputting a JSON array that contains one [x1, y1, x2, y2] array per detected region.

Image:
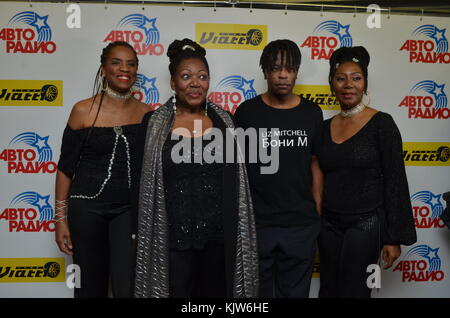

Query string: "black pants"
[[257, 222, 320, 298], [68, 199, 135, 298], [169, 240, 227, 298], [318, 208, 383, 298]]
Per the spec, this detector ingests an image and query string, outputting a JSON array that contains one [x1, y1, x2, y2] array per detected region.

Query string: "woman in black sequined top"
[[55, 41, 150, 298], [133, 39, 258, 298], [317, 46, 417, 298]]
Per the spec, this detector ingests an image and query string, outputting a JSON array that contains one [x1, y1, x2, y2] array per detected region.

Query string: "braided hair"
[[167, 38, 209, 77], [328, 46, 370, 93], [259, 39, 301, 74]]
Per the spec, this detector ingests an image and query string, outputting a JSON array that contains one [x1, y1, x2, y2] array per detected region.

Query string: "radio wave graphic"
[[411, 191, 445, 219], [405, 245, 441, 273], [117, 14, 160, 45], [8, 11, 52, 43], [134, 74, 159, 104], [216, 76, 257, 101], [313, 20, 352, 47], [413, 25, 448, 54], [411, 80, 447, 109], [10, 191, 54, 221]]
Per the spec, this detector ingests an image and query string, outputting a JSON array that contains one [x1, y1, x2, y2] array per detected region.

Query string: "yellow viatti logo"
[[403, 142, 450, 166], [0, 258, 65, 283], [195, 23, 267, 50], [0, 80, 63, 106], [294, 85, 339, 111]]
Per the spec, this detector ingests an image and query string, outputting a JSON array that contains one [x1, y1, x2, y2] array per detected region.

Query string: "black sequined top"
[[162, 132, 224, 250], [57, 124, 140, 204], [318, 112, 417, 245]]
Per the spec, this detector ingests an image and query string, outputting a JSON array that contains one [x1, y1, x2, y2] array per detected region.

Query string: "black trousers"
[[68, 199, 135, 298], [318, 208, 383, 298], [169, 240, 227, 298], [257, 222, 320, 298]]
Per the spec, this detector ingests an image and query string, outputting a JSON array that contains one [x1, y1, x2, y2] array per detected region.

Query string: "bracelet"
[[54, 199, 68, 223], [54, 212, 67, 223]]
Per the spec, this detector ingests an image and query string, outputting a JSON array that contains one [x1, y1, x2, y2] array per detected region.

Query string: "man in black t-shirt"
[[234, 39, 323, 298]]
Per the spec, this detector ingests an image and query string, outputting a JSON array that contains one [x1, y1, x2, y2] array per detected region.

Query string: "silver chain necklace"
[[70, 126, 131, 200], [340, 102, 367, 118]]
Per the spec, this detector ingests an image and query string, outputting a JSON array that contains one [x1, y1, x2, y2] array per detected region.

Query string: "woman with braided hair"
[[55, 41, 150, 297], [318, 46, 417, 297], [133, 38, 258, 298]]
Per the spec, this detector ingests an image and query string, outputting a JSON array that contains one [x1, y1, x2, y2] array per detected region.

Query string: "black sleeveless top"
[[58, 124, 140, 204]]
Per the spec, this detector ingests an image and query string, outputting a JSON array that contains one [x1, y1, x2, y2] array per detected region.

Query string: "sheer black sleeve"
[[377, 113, 417, 246], [57, 124, 86, 178]]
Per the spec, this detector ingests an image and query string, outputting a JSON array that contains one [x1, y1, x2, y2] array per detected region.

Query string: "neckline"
[[67, 122, 141, 132], [329, 111, 381, 145], [259, 94, 303, 111], [170, 128, 214, 139]]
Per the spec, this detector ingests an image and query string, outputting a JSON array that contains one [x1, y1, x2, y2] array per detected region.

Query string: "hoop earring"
[[102, 76, 108, 92], [99, 69, 108, 92]]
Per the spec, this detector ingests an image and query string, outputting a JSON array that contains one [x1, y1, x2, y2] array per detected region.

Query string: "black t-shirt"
[[234, 95, 323, 227]]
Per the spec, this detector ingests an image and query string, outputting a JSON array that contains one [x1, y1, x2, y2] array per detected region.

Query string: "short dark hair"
[[329, 46, 370, 93], [259, 39, 301, 73], [167, 38, 209, 77]]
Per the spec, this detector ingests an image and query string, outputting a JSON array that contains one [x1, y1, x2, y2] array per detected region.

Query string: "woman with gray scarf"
[[132, 38, 258, 298]]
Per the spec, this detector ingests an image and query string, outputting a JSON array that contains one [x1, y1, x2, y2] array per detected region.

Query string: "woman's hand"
[[55, 222, 73, 256], [382, 245, 401, 269]]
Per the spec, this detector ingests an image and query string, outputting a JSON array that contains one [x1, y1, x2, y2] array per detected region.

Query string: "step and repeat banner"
[[0, 1, 449, 298]]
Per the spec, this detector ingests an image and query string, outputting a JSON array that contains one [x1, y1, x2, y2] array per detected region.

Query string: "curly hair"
[[328, 46, 370, 93], [167, 38, 209, 77]]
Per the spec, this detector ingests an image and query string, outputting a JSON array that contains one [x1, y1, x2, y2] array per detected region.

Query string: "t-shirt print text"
[[261, 129, 308, 148]]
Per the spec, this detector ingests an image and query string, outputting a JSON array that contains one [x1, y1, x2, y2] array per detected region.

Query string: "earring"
[[99, 69, 107, 92], [101, 75, 108, 91], [204, 102, 208, 117], [171, 90, 176, 112]]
